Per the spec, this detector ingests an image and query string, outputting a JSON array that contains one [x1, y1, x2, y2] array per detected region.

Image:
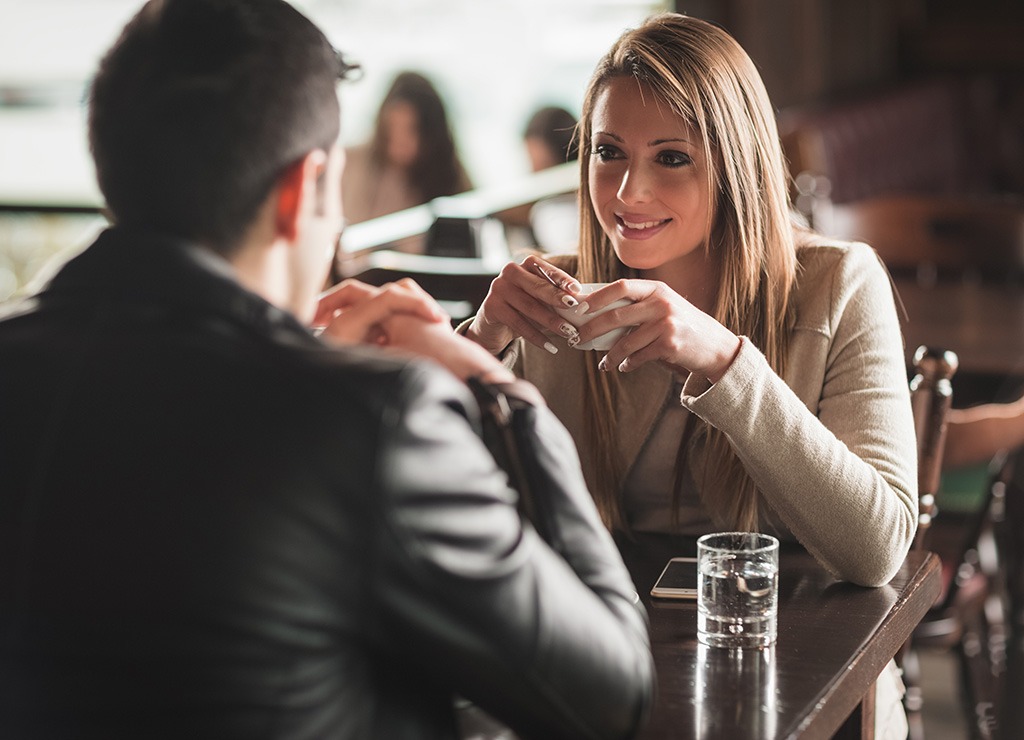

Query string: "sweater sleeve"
[[681, 247, 917, 586]]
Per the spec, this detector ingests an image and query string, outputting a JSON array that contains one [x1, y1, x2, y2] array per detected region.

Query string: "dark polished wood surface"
[[895, 277, 1024, 379], [616, 534, 942, 740]]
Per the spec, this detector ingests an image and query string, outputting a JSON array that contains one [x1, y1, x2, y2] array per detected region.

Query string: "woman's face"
[[588, 77, 714, 274], [383, 100, 420, 169]]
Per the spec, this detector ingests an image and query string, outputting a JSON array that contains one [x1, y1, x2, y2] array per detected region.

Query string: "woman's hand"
[[574, 279, 741, 384], [314, 278, 448, 345], [465, 255, 585, 355]]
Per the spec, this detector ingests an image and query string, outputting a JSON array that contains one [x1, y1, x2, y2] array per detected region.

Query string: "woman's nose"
[[616, 166, 653, 204]]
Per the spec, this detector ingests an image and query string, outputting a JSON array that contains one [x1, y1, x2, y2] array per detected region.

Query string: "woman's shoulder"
[[794, 234, 886, 285], [791, 234, 893, 329]]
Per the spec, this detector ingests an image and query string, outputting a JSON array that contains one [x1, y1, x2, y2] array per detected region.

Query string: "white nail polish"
[[598, 357, 608, 372], [561, 294, 579, 308], [574, 301, 590, 316], [558, 322, 578, 338], [544, 341, 559, 355], [618, 358, 630, 372]]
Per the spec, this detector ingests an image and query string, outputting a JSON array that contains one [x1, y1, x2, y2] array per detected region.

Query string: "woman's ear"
[[275, 149, 328, 241]]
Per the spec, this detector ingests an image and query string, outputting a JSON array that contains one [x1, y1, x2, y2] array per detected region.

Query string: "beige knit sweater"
[[501, 241, 917, 587]]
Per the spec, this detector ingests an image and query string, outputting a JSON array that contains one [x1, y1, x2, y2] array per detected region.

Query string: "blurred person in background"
[[523, 105, 579, 172], [523, 105, 580, 254], [341, 70, 472, 226]]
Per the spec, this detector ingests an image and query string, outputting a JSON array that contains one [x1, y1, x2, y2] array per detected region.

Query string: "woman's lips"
[[616, 214, 671, 239]]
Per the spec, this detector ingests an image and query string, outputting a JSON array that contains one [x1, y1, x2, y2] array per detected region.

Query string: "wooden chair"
[[997, 449, 1024, 738], [910, 346, 958, 551], [903, 346, 1012, 740]]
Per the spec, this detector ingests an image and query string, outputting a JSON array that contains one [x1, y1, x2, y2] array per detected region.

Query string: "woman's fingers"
[[524, 255, 582, 302], [468, 257, 586, 354], [578, 280, 740, 381], [479, 289, 563, 353], [598, 317, 673, 373]]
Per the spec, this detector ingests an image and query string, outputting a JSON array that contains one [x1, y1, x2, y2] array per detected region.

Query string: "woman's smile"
[[615, 213, 673, 239]]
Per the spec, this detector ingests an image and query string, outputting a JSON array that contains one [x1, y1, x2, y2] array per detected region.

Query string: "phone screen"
[[650, 557, 699, 599]]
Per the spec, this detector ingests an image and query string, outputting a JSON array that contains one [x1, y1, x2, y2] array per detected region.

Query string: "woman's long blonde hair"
[[574, 13, 798, 532]]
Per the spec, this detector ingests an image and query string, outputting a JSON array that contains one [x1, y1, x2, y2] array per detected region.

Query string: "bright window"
[[0, 0, 665, 299]]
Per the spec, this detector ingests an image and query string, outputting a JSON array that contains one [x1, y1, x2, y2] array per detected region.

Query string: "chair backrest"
[[909, 345, 959, 551], [996, 448, 1024, 628]]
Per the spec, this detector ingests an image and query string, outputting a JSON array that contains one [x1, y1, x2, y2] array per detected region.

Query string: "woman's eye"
[[593, 144, 622, 162], [658, 150, 693, 168]]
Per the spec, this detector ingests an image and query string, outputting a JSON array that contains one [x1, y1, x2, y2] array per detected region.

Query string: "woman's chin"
[[612, 249, 665, 273]]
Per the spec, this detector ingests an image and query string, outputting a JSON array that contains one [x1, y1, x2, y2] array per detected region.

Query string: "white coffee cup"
[[553, 283, 633, 351]]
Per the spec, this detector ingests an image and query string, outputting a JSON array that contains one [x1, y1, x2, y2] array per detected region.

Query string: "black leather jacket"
[[0, 228, 653, 739]]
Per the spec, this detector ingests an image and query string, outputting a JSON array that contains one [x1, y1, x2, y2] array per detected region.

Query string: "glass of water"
[[697, 532, 779, 648]]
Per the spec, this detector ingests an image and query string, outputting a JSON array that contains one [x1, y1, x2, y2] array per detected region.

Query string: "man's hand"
[[382, 313, 515, 384], [315, 278, 516, 385], [314, 278, 447, 345]]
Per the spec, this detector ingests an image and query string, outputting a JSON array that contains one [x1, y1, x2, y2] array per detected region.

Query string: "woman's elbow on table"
[[844, 512, 917, 588]]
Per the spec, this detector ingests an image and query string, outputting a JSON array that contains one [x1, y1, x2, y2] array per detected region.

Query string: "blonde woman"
[[464, 13, 917, 591]]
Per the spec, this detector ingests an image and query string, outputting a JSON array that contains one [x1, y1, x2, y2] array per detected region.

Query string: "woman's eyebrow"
[[592, 132, 695, 146]]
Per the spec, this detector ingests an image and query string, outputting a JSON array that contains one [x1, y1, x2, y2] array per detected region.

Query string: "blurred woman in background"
[[341, 70, 471, 226]]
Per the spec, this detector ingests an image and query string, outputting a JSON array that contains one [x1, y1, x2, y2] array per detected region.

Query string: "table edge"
[[789, 551, 943, 739]]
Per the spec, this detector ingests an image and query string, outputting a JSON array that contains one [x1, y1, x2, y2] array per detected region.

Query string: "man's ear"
[[275, 149, 328, 241]]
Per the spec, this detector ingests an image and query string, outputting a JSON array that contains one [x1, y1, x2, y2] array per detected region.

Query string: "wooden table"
[[895, 277, 1024, 379], [617, 534, 943, 740]]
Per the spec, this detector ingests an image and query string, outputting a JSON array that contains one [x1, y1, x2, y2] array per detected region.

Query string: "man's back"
[[0, 229, 652, 738], [1, 230, 421, 736]]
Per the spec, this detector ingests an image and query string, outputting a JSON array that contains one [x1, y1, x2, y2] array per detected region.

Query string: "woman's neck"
[[641, 247, 721, 315]]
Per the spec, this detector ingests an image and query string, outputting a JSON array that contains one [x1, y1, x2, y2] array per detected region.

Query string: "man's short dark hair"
[[89, 0, 352, 254]]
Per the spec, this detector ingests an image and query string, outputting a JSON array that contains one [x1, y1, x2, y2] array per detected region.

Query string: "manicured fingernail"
[[558, 322, 579, 338], [567, 281, 582, 293], [567, 335, 581, 348], [561, 294, 579, 308], [543, 341, 559, 355], [618, 358, 631, 372], [598, 357, 608, 372], [574, 301, 590, 316]]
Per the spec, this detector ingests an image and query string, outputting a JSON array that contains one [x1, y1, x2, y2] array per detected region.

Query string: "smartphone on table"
[[650, 556, 699, 600]]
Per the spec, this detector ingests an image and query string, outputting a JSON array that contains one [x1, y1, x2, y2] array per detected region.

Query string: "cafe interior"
[[2, 0, 1023, 738]]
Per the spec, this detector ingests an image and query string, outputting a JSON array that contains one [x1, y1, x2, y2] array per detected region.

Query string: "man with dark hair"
[[0, 1, 653, 738]]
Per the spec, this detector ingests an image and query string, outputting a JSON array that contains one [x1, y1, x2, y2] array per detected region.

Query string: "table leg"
[[833, 683, 876, 740]]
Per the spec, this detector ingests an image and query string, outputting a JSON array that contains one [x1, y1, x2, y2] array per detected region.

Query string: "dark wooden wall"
[[674, 0, 1024, 108]]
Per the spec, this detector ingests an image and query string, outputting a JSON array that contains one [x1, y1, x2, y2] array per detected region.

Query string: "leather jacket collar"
[[37, 226, 315, 344]]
